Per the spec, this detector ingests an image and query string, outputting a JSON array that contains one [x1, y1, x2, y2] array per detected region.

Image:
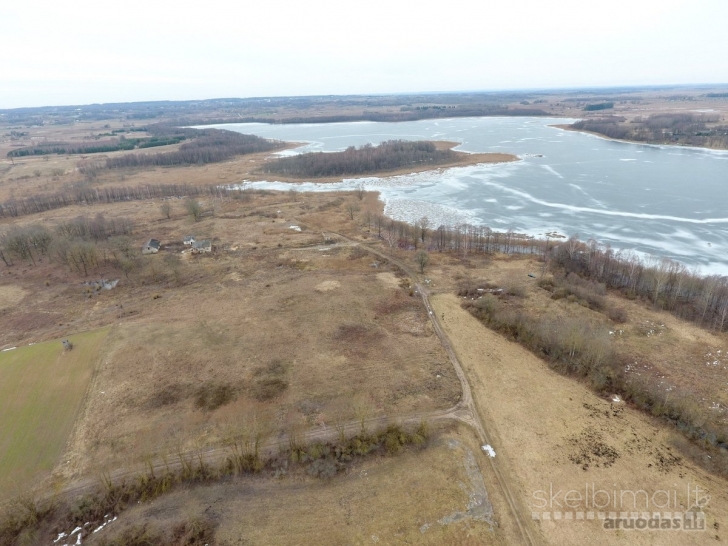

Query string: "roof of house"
[[192, 239, 211, 248], [144, 238, 161, 249], [183, 235, 196, 242]]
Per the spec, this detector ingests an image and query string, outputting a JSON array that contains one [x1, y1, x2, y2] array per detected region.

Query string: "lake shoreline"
[[553, 124, 728, 152]]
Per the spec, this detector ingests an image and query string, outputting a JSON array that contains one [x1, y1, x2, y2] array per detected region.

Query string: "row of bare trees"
[[368, 214, 546, 256], [365, 213, 728, 332], [0, 183, 235, 219], [550, 236, 728, 331]]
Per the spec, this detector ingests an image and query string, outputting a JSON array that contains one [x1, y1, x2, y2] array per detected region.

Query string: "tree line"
[[571, 113, 728, 147], [550, 236, 728, 332], [104, 128, 282, 169], [188, 105, 549, 127], [368, 214, 544, 256], [6, 135, 187, 158], [262, 140, 458, 178], [0, 183, 238, 219], [369, 215, 728, 333]]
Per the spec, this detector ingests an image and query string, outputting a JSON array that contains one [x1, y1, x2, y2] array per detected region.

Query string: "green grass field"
[[0, 328, 109, 498]]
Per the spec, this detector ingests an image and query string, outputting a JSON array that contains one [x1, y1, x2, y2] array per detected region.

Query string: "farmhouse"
[[183, 235, 196, 246], [191, 239, 212, 254], [142, 238, 161, 254]]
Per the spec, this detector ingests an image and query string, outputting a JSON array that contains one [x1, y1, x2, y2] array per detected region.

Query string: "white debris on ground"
[[612, 395, 622, 403], [289, 225, 302, 231], [481, 445, 496, 458], [92, 515, 117, 534], [705, 349, 727, 369], [1, 347, 17, 352], [82, 279, 119, 291], [52, 516, 117, 545]]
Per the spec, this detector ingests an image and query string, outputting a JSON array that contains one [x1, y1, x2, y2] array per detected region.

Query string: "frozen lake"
[[202, 117, 728, 274]]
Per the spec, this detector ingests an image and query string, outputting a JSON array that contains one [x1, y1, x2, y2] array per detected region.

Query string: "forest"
[[571, 113, 728, 147], [261, 140, 457, 177], [104, 128, 282, 169]]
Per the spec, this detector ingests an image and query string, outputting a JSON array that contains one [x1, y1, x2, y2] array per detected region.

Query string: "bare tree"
[[347, 203, 360, 221], [160, 202, 172, 219], [417, 216, 430, 245]]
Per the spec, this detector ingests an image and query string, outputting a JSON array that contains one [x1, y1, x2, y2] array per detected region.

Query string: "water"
[[200, 117, 728, 274]]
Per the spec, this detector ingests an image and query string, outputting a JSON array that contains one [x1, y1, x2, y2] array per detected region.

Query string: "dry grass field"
[[405, 252, 728, 544], [0, 192, 460, 494], [78, 423, 523, 546], [0, 328, 109, 499], [432, 289, 728, 545]]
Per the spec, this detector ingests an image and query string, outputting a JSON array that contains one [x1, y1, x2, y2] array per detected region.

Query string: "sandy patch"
[[376, 271, 400, 288], [0, 285, 27, 310], [314, 280, 341, 292]]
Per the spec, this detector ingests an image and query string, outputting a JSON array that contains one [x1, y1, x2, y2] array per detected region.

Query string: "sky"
[[1, 0, 727, 109]]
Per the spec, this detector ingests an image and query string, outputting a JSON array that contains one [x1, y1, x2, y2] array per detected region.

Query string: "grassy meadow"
[[0, 328, 109, 498]]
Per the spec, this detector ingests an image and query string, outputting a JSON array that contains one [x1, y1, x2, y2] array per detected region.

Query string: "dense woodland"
[[571, 113, 728, 147], [262, 140, 458, 177], [104, 128, 282, 169]]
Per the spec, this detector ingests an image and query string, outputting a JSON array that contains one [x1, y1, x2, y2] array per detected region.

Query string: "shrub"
[[607, 306, 628, 323], [506, 284, 526, 297], [537, 276, 555, 291], [251, 377, 288, 401], [194, 383, 235, 411], [148, 384, 188, 408]]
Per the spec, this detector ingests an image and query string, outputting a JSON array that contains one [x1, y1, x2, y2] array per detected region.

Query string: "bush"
[[537, 276, 555, 291], [194, 383, 235, 410], [607, 306, 628, 323], [251, 377, 288, 401], [506, 284, 526, 297]]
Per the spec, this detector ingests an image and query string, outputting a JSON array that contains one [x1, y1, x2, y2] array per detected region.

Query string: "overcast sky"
[[2, 0, 727, 108]]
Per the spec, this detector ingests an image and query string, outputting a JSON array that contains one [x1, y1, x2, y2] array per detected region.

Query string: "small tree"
[[355, 183, 365, 200], [160, 202, 172, 220], [415, 250, 429, 274], [185, 199, 202, 222], [289, 187, 298, 202], [347, 203, 360, 221], [417, 216, 430, 244]]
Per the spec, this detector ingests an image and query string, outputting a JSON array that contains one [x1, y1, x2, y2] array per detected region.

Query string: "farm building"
[[142, 239, 161, 254], [191, 239, 212, 253], [183, 235, 196, 246]]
